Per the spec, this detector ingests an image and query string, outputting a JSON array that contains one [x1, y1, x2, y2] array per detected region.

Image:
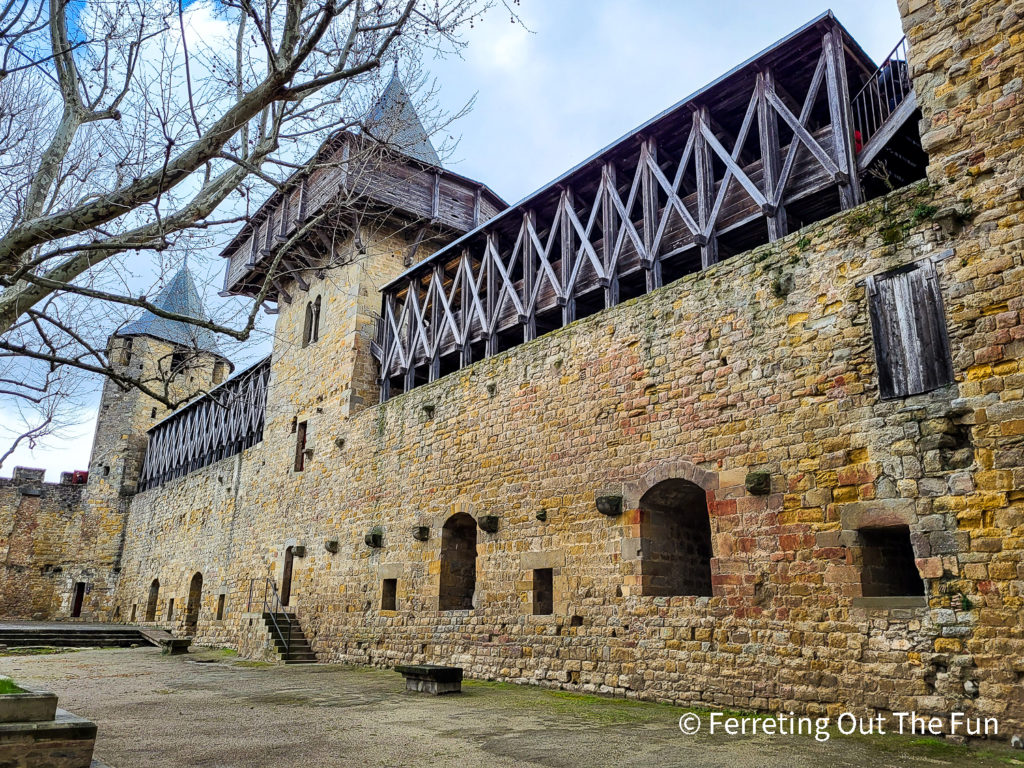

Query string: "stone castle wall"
[[0, 335, 227, 621], [5, 0, 1021, 738], [115, 168, 1023, 731], [0, 469, 89, 619]]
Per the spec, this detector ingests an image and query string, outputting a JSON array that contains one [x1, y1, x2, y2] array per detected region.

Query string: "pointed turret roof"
[[119, 266, 221, 354], [363, 74, 441, 167]]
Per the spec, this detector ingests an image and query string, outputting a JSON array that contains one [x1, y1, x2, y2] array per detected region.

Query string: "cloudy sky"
[[2, 0, 906, 479]]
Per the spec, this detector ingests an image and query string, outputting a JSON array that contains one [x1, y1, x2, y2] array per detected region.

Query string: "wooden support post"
[[522, 211, 537, 342], [602, 163, 620, 309], [382, 294, 397, 400], [473, 188, 482, 228], [460, 251, 473, 366], [823, 30, 863, 209], [297, 177, 308, 221], [694, 109, 719, 268], [560, 189, 576, 326], [428, 267, 442, 382], [757, 71, 789, 241], [485, 237, 497, 357], [640, 138, 662, 291], [404, 287, 417, 393], [431, 173, 441, 220]]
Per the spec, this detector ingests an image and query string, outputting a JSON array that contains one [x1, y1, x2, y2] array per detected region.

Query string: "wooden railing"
[[852, 36, 911, 148], [372, 24, 870, 400], [138, 357, 271, 491]]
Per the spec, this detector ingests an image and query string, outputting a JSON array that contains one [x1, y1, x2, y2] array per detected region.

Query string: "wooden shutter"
[[866, 260, 954, 399]]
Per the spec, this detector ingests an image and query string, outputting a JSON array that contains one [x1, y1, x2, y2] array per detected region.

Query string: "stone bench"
[[394, 664, 462, 695], [159, 637, 191, 655]]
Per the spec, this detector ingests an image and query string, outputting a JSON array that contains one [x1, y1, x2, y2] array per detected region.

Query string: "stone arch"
[[439, 512, 477, 610], [622, 458, 719, 510], [145, 578, 160, 622]]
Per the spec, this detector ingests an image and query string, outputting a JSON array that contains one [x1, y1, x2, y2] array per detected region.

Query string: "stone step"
[[0, 630, 143, 639], [282, 655, 318, 664], [270, 638, 309, 651], [0, 637, 145, 648]]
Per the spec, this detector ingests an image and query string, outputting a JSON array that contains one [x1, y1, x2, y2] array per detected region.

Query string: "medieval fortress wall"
[[2, 0, 1023, 733]]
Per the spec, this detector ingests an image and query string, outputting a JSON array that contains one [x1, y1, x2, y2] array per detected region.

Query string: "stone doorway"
[[71, 582, 86, 618], [145, 579, 160, 622], [281, 547, 294, 607], [185, 572, 203, 634]]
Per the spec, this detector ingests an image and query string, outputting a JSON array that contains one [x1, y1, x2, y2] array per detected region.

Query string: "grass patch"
[[0, 678, 25, 694], [0, 647, 78, 657]]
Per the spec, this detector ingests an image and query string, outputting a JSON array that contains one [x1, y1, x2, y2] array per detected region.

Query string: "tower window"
[[866, 260, 954, 399], [302, 303, 313, 347], [166, 598, 175, 621], [216, 594, 226, 621], [302, 296, 323, 347], [381, 579, 397, 611], [532, 568, 553, 615], [294, 420, 308, 472], [170, 348, 189, 374], [119, 337, 133, 366]]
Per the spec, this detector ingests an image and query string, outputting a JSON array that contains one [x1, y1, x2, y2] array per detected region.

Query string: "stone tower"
[[87, 266, 231, 498]]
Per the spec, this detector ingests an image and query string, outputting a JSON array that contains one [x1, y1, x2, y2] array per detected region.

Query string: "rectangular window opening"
[[166, 598, 175, 621], [216, 594, 226, 621], [294, 420, 308, 472], [533, 568, 554, 615], [859, 526, 925, 597], [381, 578, 397, 611]]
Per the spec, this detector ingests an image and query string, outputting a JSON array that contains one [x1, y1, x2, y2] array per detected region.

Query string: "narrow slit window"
[[294, 420, 308, 472], [866, 260, 954, 399], [533, 568, 553, 615], [311, 295, 322, 343], [381, 579, 397, 611], [216, 594, 226, 620], [166, 598, 174, 621], [302, 302, 313, 347]]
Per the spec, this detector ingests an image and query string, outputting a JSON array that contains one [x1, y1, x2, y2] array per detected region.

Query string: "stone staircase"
[[0, 624, 151, 649], [262, 612, 317, 664]]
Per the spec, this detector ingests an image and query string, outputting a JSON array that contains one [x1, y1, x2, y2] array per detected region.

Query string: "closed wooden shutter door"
[[866, 260, 954, 399]]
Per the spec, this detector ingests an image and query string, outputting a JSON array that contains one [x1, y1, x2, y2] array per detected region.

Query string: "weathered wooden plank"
[[694, 109, 719, 268], [823, 30, 862, 208], [757, 70, 788, 240]]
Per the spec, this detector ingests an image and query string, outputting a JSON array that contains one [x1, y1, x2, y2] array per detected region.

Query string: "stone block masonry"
[[9, 0, 1022, 741], [115, 170, 1024, 733]]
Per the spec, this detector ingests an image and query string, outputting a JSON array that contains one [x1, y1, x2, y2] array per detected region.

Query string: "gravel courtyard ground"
[[1, 647, 1019, 768]]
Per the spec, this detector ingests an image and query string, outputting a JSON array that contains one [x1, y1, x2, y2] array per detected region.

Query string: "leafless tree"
[[0, 0, 518, 466]]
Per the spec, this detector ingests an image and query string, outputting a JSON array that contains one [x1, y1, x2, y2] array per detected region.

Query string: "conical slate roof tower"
[[363, 74, 442, 167], [119, 266, 221, 353]]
